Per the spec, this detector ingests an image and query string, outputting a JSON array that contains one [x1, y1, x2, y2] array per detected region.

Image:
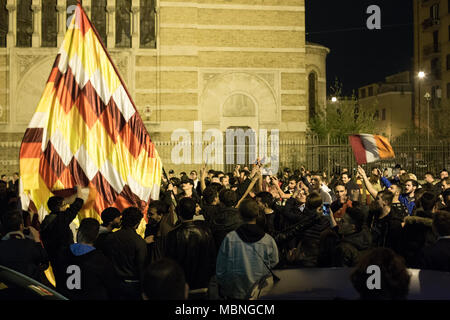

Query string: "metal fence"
[[154, 135, 450, 178]]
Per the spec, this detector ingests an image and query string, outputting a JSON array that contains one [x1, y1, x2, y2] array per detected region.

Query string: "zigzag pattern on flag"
[[19, 3, 162, 222]]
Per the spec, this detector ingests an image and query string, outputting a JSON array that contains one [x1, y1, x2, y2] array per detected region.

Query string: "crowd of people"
[[0, 163, 449, 300]]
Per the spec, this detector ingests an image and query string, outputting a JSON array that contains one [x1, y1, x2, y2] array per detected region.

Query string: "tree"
[[308, 81, 379, 141]]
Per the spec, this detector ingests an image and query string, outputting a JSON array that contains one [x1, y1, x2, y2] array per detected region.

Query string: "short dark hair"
[[142, 258, 186, 300], [177, 197, 196, 220], [190, 170, 197, 175], [424, 172, 433, 177], [101, 207, 121, 227], [239, 199, 260, 222], [288, 175, 297, 183], [47, 196, 64, 212], [2, 210, 23, 233], [419, 192, 437, 212], [351, 248, 410, 300], [202, 186, 218, 205], [256, 191, 274, 208], [148, 200, 169, 216], [341, 172, 351, 179], [433, 211, 450, 237], [405, 179, 419, 188], [380, 190, 395, 206], [121, 207, 143, 228], [77, 218, 100, 244], [219, 189, 237, 207], [306, 192, 322, 210]]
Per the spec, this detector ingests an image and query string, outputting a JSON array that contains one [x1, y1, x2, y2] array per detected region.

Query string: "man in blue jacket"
[[380, 176, 417, 215]]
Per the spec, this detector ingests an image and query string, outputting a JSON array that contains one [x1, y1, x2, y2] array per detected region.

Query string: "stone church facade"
[[0, 0, 328, 174]]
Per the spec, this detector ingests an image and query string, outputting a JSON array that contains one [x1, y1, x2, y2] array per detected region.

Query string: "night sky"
[[306, 0, 414, 96]]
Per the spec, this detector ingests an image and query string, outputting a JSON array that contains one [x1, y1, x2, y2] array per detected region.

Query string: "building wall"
[[0, 0, 328, 175], [413, 0, 450, 132]]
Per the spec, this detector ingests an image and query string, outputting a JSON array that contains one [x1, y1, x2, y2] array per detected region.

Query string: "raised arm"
[[357, 166, 379, 199], [236, 169, 260, 208]]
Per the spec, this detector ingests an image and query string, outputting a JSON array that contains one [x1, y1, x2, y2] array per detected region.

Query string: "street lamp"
[[424, 92, 431, 149], [331, 97, 338, 103], [417, 71, 426, 134]]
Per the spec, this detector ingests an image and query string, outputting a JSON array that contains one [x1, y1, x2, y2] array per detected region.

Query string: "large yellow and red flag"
[[19, 3, 161, 222]]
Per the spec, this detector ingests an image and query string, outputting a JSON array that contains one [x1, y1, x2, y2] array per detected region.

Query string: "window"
[[368, 86, 374, 96], [17, 0, 32, 47], [116, 0, 131, 48], [0, 0, 7, 47], [140, 0, 156, 48], [381, 108, 386, 121], [42, 0, 57, 47], [447, 83, 450, 99], [360, 88, 366, 99], [447, 54, 450, 70], [92, 0, 107, 45], [433, 31, 439, 52], [431, 3, 439, 20], [308, 72, 317, 119], [373, 110, 379, 120]]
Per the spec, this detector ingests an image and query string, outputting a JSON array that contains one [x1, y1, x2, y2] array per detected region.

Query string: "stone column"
[[131, 0, 139, 48], [106, 0, 115, 48], [31, 0, 41, 47], [6, 0, 16, 47], [56, 0, 66, 46]]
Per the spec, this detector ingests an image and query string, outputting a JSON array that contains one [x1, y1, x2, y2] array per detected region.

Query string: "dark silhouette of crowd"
[[0, 164, 449, 300]]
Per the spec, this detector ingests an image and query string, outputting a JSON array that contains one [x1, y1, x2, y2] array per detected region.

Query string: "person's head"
[[377, 190, 394, 209], [211, 174, 221, 184], [220, 174, 230, 186], [432, 210, 450, 237], [189, 170, 197, 181], [404, 179, 418, 195], [440, 169, 449, 180], [255, 192, 274, 210], [100, 207, 122, 228], [121, 207, 143, 229], [341, 172, 351, 184], [1, 175, 7, 182], [207, 169, 215, 179], [305, 191, 323, 212], [335, 182, 347, 201], [417, 191, 437, 212], [442, 177, 450, 191], [177, 197, 196, 221], [350, 248, 410, 300], [295, 186, 309, 204], [13, 172, 19, 180], [180, 177, 194, 192], [287, 176, 297, 190], [239, 169, 250, 181], [76, 218, 100, 245], [383, 168, 391, 177], [202, 186, 219, 206], [168, 169, 175, 178], [310, 175, 322, 190], [400, 169, 407, 176], [238, 199, 260, 223], [142, 258, 188, 300], [340, 206, 365, 235], [219, 189, 237, 207], [424, 172, 434, 184], [147, 200, 168, 224], [2, 210, 24, 233], [388, 183, 402, 198], [47, 196, 64, 212], [283, 168, 290, 179], [371, 167, 379, 176]]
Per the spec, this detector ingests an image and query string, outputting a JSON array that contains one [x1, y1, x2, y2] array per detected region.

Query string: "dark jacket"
[[165, 220, 216, 290], [209, 206, 243, 249], [200, 204, 220, 223], [335, 227, 372, 267], [418, 238, 450, 272], [370, 210, 403, 253], [40, 198, 84, 264], [400, 213, 437, 268], [280, 198, 305, 227], [0, 232, 49, 283], [101, 227, 148, 281], [57, 244, 120, 300]]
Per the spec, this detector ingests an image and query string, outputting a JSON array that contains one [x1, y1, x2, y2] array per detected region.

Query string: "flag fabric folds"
[[19, 3, 162, 222], [349, 134, 395, 165]]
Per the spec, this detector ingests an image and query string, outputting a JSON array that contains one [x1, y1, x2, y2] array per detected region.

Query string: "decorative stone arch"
[[200, 71, 278, 131], [15, 55, 55, 124]]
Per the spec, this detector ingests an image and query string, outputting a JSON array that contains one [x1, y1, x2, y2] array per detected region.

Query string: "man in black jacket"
[[0, 210, 49, 283], [101, 207, 148, 300], [40, 186, 88, 286], [165, 197, 216, 298], [418, 210, 450, 272], [57, 218, 120, 300]]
